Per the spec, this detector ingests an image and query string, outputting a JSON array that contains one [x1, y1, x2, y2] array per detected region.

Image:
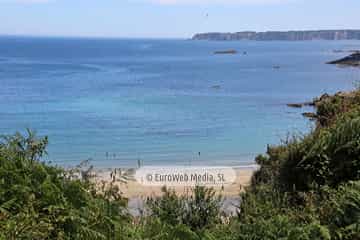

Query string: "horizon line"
[[2, 28, 360, 40], [0, 33, 188, 41]]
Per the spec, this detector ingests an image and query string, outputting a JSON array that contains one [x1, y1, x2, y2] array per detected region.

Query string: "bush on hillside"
[[147, 186, 222, 231], [0, 129, 130, 239]]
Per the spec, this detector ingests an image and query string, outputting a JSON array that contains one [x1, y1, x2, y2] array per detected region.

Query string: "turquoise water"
[[0, 36, 359, 167]]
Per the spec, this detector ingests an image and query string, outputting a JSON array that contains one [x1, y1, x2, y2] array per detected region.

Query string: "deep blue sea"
[[0, 36, 359, 167]]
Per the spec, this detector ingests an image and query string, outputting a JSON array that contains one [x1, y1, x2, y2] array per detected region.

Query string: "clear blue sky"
[[1, 0, 360, 38]]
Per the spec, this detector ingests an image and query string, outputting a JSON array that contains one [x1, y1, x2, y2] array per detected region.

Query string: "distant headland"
[[192, 30, 360, 41]]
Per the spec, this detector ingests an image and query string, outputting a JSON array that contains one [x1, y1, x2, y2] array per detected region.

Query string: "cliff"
[[192, 30, 360, 41]]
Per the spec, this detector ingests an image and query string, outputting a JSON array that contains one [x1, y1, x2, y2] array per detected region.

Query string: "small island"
[[214, 49, 237, 54]]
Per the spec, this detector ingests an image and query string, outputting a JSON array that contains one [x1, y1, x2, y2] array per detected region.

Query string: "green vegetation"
[[1, 90, 360, 239], [0, 129, 129, 239], [147, 186, 222, 231]]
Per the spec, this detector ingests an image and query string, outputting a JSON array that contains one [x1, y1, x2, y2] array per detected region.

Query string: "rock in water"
[[214, 50, 237, 54], [327, 52, 360, 66], [287, 103, 303, 108], [302, 112, 317, 119]]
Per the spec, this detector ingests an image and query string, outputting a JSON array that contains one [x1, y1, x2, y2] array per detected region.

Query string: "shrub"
[[147, 186, 222, 231], [0, 130, 130, 239]]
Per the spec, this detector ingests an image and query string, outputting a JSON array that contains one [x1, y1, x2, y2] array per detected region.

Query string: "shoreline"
[[93, 166, 256, 199], [93, 166, 256, 216]]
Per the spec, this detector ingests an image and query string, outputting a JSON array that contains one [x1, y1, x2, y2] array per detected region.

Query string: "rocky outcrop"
[[327, 52, 360, 66], [302, 112, 317, 119], [192, 30, 360, 41], [287, 103, 303, 108], [290, 91, 358, 121], [214, 50, 237, 54], [287, 102, 314, 108]]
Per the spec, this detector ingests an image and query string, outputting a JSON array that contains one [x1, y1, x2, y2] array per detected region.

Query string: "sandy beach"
[[92, 166, 256, 215], [94, 167, 256, 198]]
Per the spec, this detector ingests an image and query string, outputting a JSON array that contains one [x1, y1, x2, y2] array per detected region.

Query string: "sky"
[[1, 0, 360, 38]]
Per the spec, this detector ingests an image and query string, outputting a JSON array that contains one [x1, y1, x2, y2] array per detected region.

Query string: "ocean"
[[0, 36, 359, 167]]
